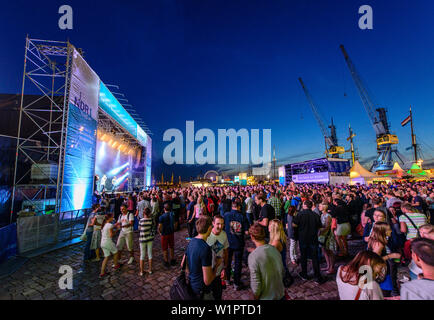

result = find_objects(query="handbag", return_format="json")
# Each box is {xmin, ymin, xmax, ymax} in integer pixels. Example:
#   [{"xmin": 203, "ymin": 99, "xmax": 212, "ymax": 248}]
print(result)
[
  {"xmin": 170, "ymin": 255, "xmax": 197, "ymax": 300},
  {"xmin": 355, "ymin": 223, "xmax": 364, "ymax": 236}
]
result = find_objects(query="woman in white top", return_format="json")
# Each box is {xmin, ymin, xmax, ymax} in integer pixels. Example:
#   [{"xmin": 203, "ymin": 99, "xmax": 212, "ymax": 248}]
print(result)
[
  {"xmin": 90, "ymin": 210, "xmax": 106, "ymax": 261},
  {"xmin": 100, "ymin": 213, "xmax": 121, "ymax": 278},
  {"xmin": 336, "ymin": 250, "xmax": 386, "ymax": 300}
]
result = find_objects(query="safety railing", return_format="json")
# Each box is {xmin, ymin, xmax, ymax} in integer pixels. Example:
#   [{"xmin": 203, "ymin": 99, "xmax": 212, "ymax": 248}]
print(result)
[{"xmin": 17, "ymin": 208, "xmax": 91, "ymax": 254}]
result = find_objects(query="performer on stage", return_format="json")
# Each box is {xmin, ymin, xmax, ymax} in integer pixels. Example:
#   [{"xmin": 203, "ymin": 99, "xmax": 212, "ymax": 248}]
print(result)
[
  {"xmin": 100, "ymin": 174, "xmax": 107, "ymax": 193},
  {"xmin": 111, "ymin": 176, "xmax": 118, "ymax": 192}
]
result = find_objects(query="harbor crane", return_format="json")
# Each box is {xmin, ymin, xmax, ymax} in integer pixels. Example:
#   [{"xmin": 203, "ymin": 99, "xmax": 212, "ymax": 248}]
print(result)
[
  {"xmin": 340, "ymin": 45, "xmax": 405, "ymax": 171},
  {"xmin": 298, "ymin": 77, "xmax": 345, "ymax": 158}
]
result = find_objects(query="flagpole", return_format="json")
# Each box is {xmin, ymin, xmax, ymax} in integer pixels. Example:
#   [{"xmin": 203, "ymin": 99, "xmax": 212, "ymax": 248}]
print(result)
[{"xmin": 410, "ymin": 106, "xmax": 418, "ymax": 163}]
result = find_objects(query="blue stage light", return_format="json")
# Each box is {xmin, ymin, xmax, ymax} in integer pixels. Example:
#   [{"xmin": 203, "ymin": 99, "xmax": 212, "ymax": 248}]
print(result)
[
  {"xmin": 113, "ymin": 171, "xmax": 129, "ymax": 186},
  {"xmin": 108, "ymin": 162, "xmax": 130, "ymax": 176},
  {"xmin": 98, "ymin": 141, "xmax": 106, "ymax": 159}
]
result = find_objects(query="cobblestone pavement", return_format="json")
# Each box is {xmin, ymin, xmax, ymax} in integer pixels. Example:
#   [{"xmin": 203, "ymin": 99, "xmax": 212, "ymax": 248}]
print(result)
[{"xmin": 0, "ymin": 226, "xmax": 409, "ymax": 300}]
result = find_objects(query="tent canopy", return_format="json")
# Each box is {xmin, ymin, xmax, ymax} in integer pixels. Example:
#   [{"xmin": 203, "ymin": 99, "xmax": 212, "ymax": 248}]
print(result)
[{"xmin": 350, "ymin": 161, "xmax": 376, "ymax": 179}]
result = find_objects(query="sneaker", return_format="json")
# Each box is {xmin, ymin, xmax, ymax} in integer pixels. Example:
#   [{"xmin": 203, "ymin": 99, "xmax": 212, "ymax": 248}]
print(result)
[
  {"xmin": 164, "ymin": 261, "xmax": 170, "ymax": 268},
  {"xmin": 128, "ymin": 257, "xmax": 134, "ymax": 265},
  {"xmin": 170, "ymin": 259, "xmax": 177, "ymax": 266},
  {"xmin": 148, "ymin": 270, "xmax": 153, "ymax": 275},
  {"xmin": 314, "ymin": 277, "xmax": 327, "ymax": 285},
  {"xmin": 298, "ymin": 272, "xmax": 309, "ymax": 281},
  {"xmin": 99, "ymin": 272, "xmax": 108, "ymax": 278},
  {"xmin": 138, "ymin": 272, "xmax": 144, "ymax": 276}
]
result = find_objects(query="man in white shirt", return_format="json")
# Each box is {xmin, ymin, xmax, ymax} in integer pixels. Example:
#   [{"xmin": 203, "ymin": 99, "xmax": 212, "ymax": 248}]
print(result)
[
  {"xmin": 136, "ymin": 194, "xmax": 151, "ymax": 220},
  {"xmin": 116, "ymin": 204, "xmax": 135, "ymax": 264},
  {"xmin": 245, "ymin": 192, "xmax": 254, "ymax": 225},
  {"xmin": 206, "ymin": 215, "xmax": 229, "ymax": 300},
  {"xmin": 401, "ymin": 238, "xmax": 434, "ymax": 300}
]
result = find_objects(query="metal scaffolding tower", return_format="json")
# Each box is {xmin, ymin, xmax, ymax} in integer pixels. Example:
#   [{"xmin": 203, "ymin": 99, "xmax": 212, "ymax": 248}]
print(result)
[{"xmin": 11, "ymin": 37, "xmax": 74, "ymax": 221}]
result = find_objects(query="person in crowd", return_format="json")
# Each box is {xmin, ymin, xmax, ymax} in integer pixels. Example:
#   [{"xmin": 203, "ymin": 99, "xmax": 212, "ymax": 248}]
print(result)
[
  {"xmin": 400, "ymin": 202, "xmax": 428, "ymax": 261},
  {"xmin": 113, "ymin": 193, "xmax": 124, "ymax": 221},
  {"xmin": 186, "ymin": 194, "xmax": 197, "ymax": 240},
  {"xmin": 150, "ymin": 196, "xmax": 160, "ymax": 234},
  {"xmin": 136, "ymin": 193, "xmax": 150, "ymax": 220},
  {"xmin": 367, "ymin": 222, "xmax": 401, "ymax": 296},
  {"xmin": 255, "ymin": 193, "xmax": 275, "ymax": 239},
  {"xmin": 400, "ymin": 238, "xmax": 434, "ymax": 300},
  {"xmin": 269, "ymin": 219, "xmax": 293, "ymax": 286},
  {"xmin": 407, "ymin": 224, "xmax": 434, "ymax": 280},
  {"xmin": 83, "ymin": 204, "xmax": 99, "ymax": 262},
  {"xmin": 400, "ymin": 203, "xmax": 428, "ymax": 240},
  {"xmin": 158, "ymin": 203, "xmax": 176, "ymax": 268},
  {"xmin": 182, "ymin": 216, "xmax": 222, "ymax": 300},
  {"xmin": 245, "ymin": 192, "xmax": 255, "ymax": 226},
  {"xmin": 138, "ymin": 207, "xmax": 154, "ymax": 276},
  {"xmin": 115, "ymin": 204, "xmax": 135, "ymax": 265},
  {"xmin": 172, "ymin": 192, "xmax": 181, "ymax": 231},
  {"xmin": 331, "ymin": 198, "xmax": 351, "ymax": 257},
  {"xmin": 292, "ymin": 200, "xmax": 325, "ymax": 284},
  {"xmin": 100, "ymin": 213, "xmax": 121, "ymax": 277},
  {"xmin": 248, "ymin": 223, "xmax": 285, "ymax": 300},
  {"xmin": 268, "ymin": 191, "xmax": 281, "ymax": 221},
  {"xmin": 224, "ymin": 198, "xmax": 249, "ymax": 290},
  {"xmin": 336, "ymin": 250, "xmax": 387, "ymax": 300},
  {"xmin": 206, "ymin": 215, "xmax": 229, "ymax": 300},
  {"xmin": 318, "ymin": 202, "xmax": 337, "ymax": 274},
  {"xmin": 286, "ymin": 206, "xmax": 299, "ymax": 265},
  {"xmin": 90, "ymin": 206, "xmax": 106, "ymax": 262}
]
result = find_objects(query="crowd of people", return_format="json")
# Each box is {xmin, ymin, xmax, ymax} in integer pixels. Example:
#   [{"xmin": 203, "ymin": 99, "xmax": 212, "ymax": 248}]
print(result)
[{"xmin": 82, "ymin": 181, "xmax": 434, "ymax": 300}]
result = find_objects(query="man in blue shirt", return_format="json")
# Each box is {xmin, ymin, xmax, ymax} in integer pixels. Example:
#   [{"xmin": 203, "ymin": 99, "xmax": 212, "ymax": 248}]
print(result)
[
  {"xmin": 158, "ymin": 203, "xmax": 176, "ymax": 268},
  {"xmin": 183, "ymin": 215, "xmax": 222, "ymax": 300},
  {"xmin": 224, "ymin": 198, "xmax": 249, "ymax": 290}
]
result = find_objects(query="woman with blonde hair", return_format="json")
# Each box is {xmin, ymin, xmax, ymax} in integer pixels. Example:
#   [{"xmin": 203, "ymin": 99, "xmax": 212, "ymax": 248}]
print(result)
[
  {"xmin": 336, "ymin": 250, "xmax": 386, "ymax": 300},
  {"xmin": 269, "ymin": 219, "xmax": 293, "ymax": 286},
  {"xmin": 194, "ymin": 195, "xmax": 207, "ymax": 218}
]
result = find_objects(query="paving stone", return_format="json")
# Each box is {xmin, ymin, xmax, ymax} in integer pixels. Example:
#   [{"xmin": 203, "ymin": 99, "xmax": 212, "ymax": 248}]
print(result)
[{"xmin": 0, "ymin": 228, "xmax": 402, "ymax": 300}]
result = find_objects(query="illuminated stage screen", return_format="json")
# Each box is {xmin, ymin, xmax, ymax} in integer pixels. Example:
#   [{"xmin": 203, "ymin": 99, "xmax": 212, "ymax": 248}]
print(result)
[{"xmin": 95, "ymin": 139, "xmax": 131, "ymax": 192}]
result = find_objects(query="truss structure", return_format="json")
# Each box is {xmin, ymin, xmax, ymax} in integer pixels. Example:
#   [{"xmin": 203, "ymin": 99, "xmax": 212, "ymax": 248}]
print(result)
[{"xmin": 11, "ymin": 37, "xmax": 73, "ymax": 221}]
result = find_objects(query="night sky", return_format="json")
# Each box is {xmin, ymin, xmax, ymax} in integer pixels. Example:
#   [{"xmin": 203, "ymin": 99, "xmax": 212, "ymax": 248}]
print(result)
[{"xmin": 1, "ymin": 0, "xmax": 434, "ymax": 180}]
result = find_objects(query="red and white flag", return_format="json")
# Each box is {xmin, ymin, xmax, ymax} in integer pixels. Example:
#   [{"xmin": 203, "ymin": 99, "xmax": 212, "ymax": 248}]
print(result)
[{"xmin": 401, "ymin": 114, "xmax": 411, "ymax": 127}]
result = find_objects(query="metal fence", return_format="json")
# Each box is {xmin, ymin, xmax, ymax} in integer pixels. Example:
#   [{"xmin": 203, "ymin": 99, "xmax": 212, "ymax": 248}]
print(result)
[{"xmin": 17, "ymin": 208, "xmax": 91, "ymax": 254}]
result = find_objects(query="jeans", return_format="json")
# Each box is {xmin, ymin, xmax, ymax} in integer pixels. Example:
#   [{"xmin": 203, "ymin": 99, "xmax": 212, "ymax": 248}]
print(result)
[
  {"xmin": 211, "ymin": 276, "xmax": 223, "ymax": 300},
  {"xmin": 83, "ymin": 230, "xmax": 94, "ymax": 261},
  {"xmin": 226, "ymin": 247, "xmax": 244, "ymax": 286},
  {"xmin": 289, "ymin": 239, "xmax": 298, "ymax": 262},
  {"xmin": 187, "ymin": 218, "xmax": 196, "ymax": 238},
  {"xmin": 299, "ymin": 242, "xmax": 321, "ymax": 279},
  {"xmin": 246, "ymin": 212, "xmax": 253, "ymax": 226}
]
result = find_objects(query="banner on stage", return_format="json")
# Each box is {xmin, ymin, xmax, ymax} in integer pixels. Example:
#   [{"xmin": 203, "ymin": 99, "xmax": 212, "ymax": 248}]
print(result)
[{"xmin": 61, "ymin": 48, "xmax": 100, "ymax": 212}]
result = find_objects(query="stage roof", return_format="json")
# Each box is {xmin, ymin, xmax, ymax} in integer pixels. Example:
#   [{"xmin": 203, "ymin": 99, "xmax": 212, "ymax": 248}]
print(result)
[{"xmin": 99, "ymin": 82, "xmax": 148, "ymax": 147}]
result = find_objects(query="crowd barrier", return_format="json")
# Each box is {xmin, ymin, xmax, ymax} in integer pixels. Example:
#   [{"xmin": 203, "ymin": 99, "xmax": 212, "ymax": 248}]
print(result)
[{"xmin": 17, "ymin": 209, "xmax": 91, "ymax": 254}]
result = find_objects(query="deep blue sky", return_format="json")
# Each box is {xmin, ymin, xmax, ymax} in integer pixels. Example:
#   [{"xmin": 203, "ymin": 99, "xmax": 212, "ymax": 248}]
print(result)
[{"xmin": 1, "ymin": 0, "xmax": 434, "ymax": 179}]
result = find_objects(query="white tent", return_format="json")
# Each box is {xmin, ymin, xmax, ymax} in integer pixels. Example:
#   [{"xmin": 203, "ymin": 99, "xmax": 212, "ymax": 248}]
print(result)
[{"xmin": 350, "ymin": 161, "xmax": 377, "ymax": 185}]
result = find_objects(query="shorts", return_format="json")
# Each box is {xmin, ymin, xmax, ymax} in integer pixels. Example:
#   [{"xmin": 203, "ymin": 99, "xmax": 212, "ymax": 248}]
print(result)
[
  {"xmin": 101, "ymin": 240, "xmax": 118, "ymax": 258},
  {"xmin": 161, "ymin": 234, "xmax": 174, "ymax": 251},
  {"xmin": 117, "ymin": 232, "xmax": 133, "ymax": 251},
  {"xmin": 139, "ymin": 241, "xmax": 153, "ymax": 260},
  {"xmin": 336, "ymin": 222, "xmax": 351, "ymax": 236}
]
